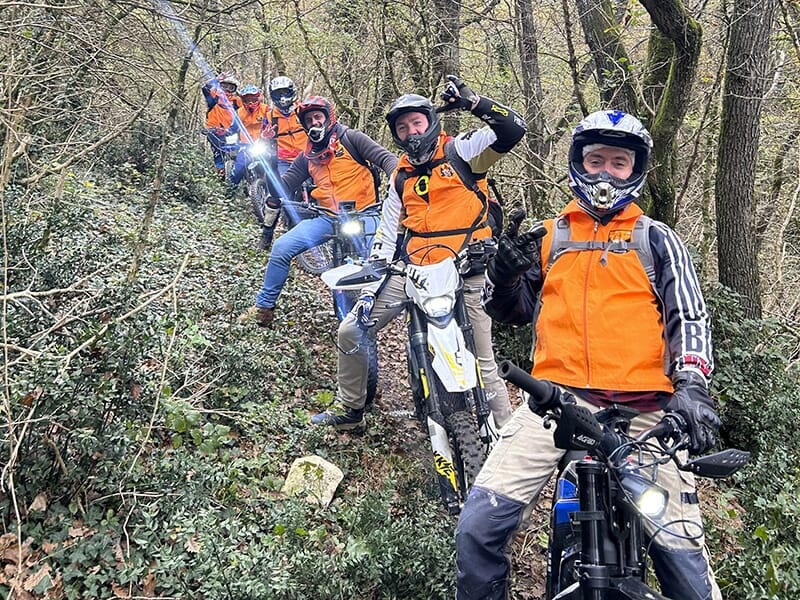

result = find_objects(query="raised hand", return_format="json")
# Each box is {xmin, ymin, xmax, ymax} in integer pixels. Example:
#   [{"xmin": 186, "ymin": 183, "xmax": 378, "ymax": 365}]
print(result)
[{"xmin": 438, "ymin": 75, "xmax": 479, "ymax": 112}]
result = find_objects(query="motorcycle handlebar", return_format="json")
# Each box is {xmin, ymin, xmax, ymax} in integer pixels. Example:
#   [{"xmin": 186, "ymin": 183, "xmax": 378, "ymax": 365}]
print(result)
[
  {"xmin": 281, "ymin": 199, "xmax": 381, "ymax": 219},
  {"xmin": 498, "ymin": 360, "xmax": 689, "ymax": 449},
  {"xmin": 497, "ymin": 360, "xmax": 562, "ymax": 415}
]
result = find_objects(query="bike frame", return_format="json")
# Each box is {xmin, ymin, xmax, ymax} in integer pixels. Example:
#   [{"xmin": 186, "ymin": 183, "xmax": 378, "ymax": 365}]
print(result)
[
  {"xmin": 497, "ymin": 360, "xmax": 750, "ymax": 600},
  {"xmin": 321, "ymin": 244, "xmax": 497, "ymax": 514}
]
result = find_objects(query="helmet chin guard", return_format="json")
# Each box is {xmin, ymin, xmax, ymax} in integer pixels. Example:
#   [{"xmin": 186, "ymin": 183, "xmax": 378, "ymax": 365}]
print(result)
[
  {"xmin": 386, "ymin": 94, "xmax": 441, "ymax": 164},
  {"xmin": 296, "ymin": 96, "xmax": 336, "ymax": 146},
  {"xmin": 567, "ymin": 110, "xmax": 653, "ymax": 217},
  {"xmin": 269, "ymin": 76, "xmax": 297, "ymax": 114}
]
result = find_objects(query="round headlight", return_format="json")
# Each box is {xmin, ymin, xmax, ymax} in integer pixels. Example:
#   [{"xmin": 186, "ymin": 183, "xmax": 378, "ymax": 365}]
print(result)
[
  {"xmin": 423, "ymin": 295, "xmax": 454, "ymax": 318},
  {"xmin": 341, "ymin": 220, "xmax": 363, "ymax": 236},
  {"xmin": 250, "ymin": 140, "xmax": 267, "ymax": 157}
]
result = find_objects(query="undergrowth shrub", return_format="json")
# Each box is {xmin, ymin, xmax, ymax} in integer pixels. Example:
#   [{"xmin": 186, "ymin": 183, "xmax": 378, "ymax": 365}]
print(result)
[
  {"xmin": 3, "ymin": 157, "xmax": 464, "ymax": 599},
  {"xmin": 706, "ymin": 285, "xmax": 800, "ymax": 599}
]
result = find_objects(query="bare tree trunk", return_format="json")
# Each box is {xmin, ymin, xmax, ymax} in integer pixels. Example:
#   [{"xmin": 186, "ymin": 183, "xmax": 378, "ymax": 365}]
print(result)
[
  {"xmin": 574, "ymin": 0, "xmax": 638, "ymax": 112},
  {"xmin": 715, "ymin": 0, "xmax": 778, "ymax": 319},
  {"xmin": 431, "ymin": 0, "xmax": 461, "ymax": 135},
  {"xmin": 516, "ymin": 0, "xmax": 546, "ymax": 213}
]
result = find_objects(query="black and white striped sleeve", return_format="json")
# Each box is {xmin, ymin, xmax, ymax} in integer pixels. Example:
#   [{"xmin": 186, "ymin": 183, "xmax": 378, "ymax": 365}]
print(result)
[{"xmin": 650, "ymin": 222, "xmax": 714, "ymax": 384}]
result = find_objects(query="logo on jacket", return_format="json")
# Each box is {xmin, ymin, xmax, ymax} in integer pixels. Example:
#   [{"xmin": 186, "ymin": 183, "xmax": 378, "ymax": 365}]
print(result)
[
  {"xmin": 414, "ymin": 175, "xmax": 430, "ymax": 197},
  {"xmin": 609, "ymin": 229, "xmax": 633, "ymax": 243},
  {"xmin": 440, "ymin": 164, "xmax": 454, "ymax": 178}
]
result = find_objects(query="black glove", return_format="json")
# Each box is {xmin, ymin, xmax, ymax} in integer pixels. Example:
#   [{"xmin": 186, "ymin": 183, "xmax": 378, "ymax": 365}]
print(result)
[
  {"xmin": 487, "ymin": 208, "xmax": 545, "ymax": 285},
  {"xmin": 666, "ymin": 371, "xmax": 721, "ymax": 455},
  {"xmin": 439, "ymin": 75, "xmax": 479, "ymax": 112}
]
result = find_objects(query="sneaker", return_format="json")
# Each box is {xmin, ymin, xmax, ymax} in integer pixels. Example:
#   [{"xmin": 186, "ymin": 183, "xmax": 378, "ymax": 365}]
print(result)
[
  {"xmin": 237, "ymin": 306, "xmax": 274, "ymax": 327},
  {"xmin": 310, "ymin": 404, "xmax": 366, "ymax": 432}
]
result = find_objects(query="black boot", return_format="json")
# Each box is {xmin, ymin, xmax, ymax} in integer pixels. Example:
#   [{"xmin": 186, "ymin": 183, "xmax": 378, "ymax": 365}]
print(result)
[{"xmin": 259, "ymin": 226, "xmax": 275, "ymax": 251}]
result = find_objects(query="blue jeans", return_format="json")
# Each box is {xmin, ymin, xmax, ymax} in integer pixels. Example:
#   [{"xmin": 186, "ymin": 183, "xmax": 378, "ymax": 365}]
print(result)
[{"xmin": 255, "ymin": 215, "xmax": 335, "ymax": 309}]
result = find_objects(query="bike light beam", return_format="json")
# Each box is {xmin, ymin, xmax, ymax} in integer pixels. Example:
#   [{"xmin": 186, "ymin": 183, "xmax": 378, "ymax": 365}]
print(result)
[{"xmin": 153, "ymin": 0, "xmax": 288, "ymax": 199}]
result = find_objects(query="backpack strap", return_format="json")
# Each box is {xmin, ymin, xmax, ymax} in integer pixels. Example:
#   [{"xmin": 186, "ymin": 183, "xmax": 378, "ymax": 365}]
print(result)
[
  {"xmin": 532, "ymin": 213, "xmax": 657, "ymax": 364},
  {"xmin": 395, "ymin": 140, "xmax": 490, "ymax": 249},
  {"xmin": 546, "ymin": 214, "xmax": 656, "ymax": 287},
  {"xmin": 339, "ymin": 128, "xmax": 382, "ymax": 197}
]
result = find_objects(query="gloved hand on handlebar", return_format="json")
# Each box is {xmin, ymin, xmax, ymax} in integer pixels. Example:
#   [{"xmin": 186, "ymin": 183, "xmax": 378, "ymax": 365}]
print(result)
[
  {"xmin": 352, "ymin": 292, "xmax": 376, "ymax": 330},
  {"xmin": 666, "ymin": 371, "xmax": 721, "ymax": 455},
  {"xmin": 487, "ymin": 208, "xmax": 546, "ymax": 286},
  {"xmin": 439, "ymin": 75, "xmax": 480, "ymax": 112}
]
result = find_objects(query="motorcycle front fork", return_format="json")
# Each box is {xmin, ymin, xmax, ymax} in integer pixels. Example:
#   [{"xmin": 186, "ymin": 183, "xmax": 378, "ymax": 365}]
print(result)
[{"xmin": 452, "ymin": 290, "xmax": 493, "ymax": 443}]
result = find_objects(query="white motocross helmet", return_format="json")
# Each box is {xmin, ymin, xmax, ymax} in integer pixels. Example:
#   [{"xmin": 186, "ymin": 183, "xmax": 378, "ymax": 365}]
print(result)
[{"xmin": 568, "ymin": 110, "xmax": 653, "ymax": 218}]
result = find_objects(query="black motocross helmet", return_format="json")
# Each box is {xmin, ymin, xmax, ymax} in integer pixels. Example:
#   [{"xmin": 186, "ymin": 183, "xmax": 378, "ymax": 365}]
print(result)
[{"xmin": 385, "ymin": 94, "xmax": 441, "ymax": 165}]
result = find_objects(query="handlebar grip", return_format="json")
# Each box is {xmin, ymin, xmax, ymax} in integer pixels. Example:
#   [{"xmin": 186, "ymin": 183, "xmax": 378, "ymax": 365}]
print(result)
[{"xmin": 497, "ymin": 360, "xmax": 561, "ymax": 415}]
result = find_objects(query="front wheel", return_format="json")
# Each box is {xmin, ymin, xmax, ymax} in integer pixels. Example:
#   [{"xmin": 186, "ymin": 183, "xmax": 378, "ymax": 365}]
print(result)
[
  {"xmin": 250, "ymin": 180, "xmax": 269, "ymax": 224},
  {"xmin": 296, "ymin": 240, "xmax": 334, "ymax": 274},
  {"xmin": 446, "ymin": 410, "xmax": 486, "ymax": 498}
]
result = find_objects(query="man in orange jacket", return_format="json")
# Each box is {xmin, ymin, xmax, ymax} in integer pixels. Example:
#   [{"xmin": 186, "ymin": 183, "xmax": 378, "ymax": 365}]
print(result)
[
  {"xmin": 201, "ymin": 72, "xmax": 240, "ymax": 178},
  {"xmin": 310, "ymin": 76, "xmax": 522, "ymax": 433},
  {"xmin": 263, "ymin": 76, "xmax": 307, "ymax": 177},
  {"xmin": 247, "ymin": 96, "xmax": 397, "ymax": 327},
  {"xmin": 455, "ymin": 110, "xmax": 723, "ymax": 600},
  {"xmin": 227, "ymin": 84, "xmax": 271, "ymax": 191}
]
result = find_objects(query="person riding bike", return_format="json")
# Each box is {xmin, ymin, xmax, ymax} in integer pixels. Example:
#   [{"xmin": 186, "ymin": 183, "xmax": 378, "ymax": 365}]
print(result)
[
  {"xmin": 263, "ymin": 76, "xmax": 308, "ymax": 177},
  {"xmin": 310, "ymin": 76, "xmax": 521, "ymax": 433},
  {"xmin": 244, "ymin": 95, "xmax": 397, "ymax": 327},
  {"xmin": 227, "ymin": 84, "xmax": 272, "ymax": 193},
  {"xmin": 455, "ymin": 110, "xmax": 723, "ymax": 600},
  {"xmin": 201, "ymin": 72, "xmax": 240, "ymax": 178}
]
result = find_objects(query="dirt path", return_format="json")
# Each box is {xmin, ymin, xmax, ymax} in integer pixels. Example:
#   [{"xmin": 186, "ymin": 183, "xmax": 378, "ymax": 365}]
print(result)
[{"xmin": 302, "ymin": 267, "xmax": 547, "ymax": 598}]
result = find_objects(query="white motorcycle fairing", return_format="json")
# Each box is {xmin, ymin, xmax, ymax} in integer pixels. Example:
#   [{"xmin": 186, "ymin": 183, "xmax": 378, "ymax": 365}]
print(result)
[{"xmin": 405, "ymin": 259, "xmax": 477, "ymax": 393}]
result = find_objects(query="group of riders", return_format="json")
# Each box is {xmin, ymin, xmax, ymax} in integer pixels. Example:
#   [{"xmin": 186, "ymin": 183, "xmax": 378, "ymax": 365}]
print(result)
[{"xmin": 201, "ymin": 71, "xmax": 725, "ymax": 600}]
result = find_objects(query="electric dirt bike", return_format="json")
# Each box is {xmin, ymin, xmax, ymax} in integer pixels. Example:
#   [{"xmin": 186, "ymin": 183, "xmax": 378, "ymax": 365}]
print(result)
[
  {"xmin": 280, "ymin": 198, "xmax": 381, "ymax": 407},
  {"xmin": 324, "ymin": 240, "xmax": 499, "ymax": 514},
  {"xmin": 498, "ymin": 360, "xmax": 750, "ymax": 600}
]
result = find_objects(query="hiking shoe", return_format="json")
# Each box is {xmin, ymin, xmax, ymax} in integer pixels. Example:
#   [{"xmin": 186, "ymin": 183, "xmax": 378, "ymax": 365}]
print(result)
[
  {"xmin": 237, "ymin": 306, "xmax": 275, "ymax": 327},
  {"xmin": 255, "ymin": 307, "xmax": 274, "ymax": 327},
  {"xmin": 310, "ymin": 405, "xmax": 366, "ymax": 432}
]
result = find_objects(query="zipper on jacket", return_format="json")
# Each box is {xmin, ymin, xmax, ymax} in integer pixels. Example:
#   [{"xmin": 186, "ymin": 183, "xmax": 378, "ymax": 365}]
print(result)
[{"xmin": 583, "ymin": 220, "xmax": 599, "ymax": 387}]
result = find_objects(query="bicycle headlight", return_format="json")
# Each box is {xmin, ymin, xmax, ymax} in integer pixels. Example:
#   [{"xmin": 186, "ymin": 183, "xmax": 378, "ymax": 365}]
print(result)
[
  {"xmin": 620, "ymin": 472, "xmax": 668, "ymax": 519},
  {"xmin": 250, "ymin": 140, "xmax": 268, "ymax": 157},
  {"xmin": 340, "ymin": 220, "xmax": 363, "ymax": 236},
  {"xmin": 423, "ymin": 295, "xmax": 454, "ymax": 318}
]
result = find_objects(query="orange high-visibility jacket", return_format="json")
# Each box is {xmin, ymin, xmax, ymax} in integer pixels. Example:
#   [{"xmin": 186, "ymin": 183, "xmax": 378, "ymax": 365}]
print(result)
[
  {"xmin": 266, "ymin": 107, "xmax": 307, "ymax": 162},
  {"xmin": 396, "ymin": 133, "xmax": 491, "ymax": 265},
  {"xmin": 483, "ymin": 200, "xmax": 714, "ymax": 392}
]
